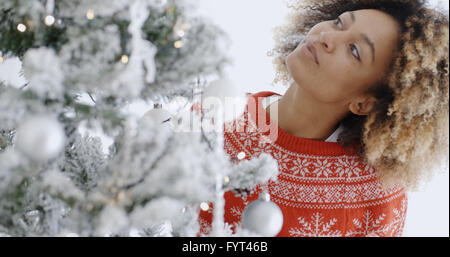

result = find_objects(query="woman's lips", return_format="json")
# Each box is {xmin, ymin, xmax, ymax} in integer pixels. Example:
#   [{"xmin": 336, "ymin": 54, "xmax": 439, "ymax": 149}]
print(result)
[{"xmin": 301, "ymin": 42, "xmax": 319, "ymax": 65}]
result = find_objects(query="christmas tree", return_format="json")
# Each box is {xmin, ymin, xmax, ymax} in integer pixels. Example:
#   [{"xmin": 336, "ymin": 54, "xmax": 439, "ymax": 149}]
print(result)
[{"xmin": 0, "ymin": 0, "xmax": 279, "ymax": 237}]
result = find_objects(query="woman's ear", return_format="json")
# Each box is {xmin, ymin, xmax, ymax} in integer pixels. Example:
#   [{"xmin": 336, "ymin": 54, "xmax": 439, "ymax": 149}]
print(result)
[{"xmin": 348, "ymin": 95, "xmax": 378, "ymax": 116}]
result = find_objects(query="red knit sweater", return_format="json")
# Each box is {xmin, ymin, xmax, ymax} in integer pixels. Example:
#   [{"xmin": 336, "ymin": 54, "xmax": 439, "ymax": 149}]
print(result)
[{"xmin": 197, "ymin": 91, "xmax": 407, "ymax": 237}]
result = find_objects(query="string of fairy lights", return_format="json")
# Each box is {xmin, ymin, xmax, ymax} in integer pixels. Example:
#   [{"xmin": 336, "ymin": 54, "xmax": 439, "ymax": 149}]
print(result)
[{"xmin": 1, "ymin": 2, "xmax": 189, "ymax": 65}]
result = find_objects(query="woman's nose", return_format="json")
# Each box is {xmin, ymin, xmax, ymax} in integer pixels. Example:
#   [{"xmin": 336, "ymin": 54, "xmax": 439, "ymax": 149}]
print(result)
[{"xmin": 319, "ymin": 31, "xmax": 338, "ymax": 53}]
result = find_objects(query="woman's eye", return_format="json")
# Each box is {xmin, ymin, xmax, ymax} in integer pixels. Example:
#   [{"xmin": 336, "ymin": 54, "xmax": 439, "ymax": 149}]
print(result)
[
  {"xmin": 333, "ymin": 17, "xmax": 343, "ymax": 28},
  {"xmin": 350, "ymin": 44, "xmax": 361, "ymax": 61},
  {"xmin": 332, "ymin": 17, "xmax": 360, "ymax": 61}
]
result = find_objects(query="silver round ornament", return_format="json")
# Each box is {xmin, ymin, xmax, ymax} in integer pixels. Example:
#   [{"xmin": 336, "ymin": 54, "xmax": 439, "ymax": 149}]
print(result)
[
  {"xmin": 142, "ymin": 106, "xmax": 171, "ymax": 125},
  {"xmin": 202, "ymin": 78, "xmax": 247, "ymax": 123},
  {"xmin": 15, "ymin": 115, "xmax": 65, "ymax": 162},
  {"xmin": 241, "ymin": 191, "xmax": 283, "ymax": 237}
]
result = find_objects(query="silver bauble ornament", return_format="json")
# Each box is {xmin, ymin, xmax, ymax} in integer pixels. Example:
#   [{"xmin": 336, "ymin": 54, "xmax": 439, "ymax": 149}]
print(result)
[
  {"xmin": 202, "ymin": 78, "xmax": 247, "ymax": 123},
  {"xmin": 15, "ymin": 115, "xmax": 65, "ymax": 162},
  {"xmin": 142, "ymin": 104, "xmax": 172, "ymax": 125},
  {"xmin": 241, "ymin": 191, "xmax": 283, "ymax": 237}
]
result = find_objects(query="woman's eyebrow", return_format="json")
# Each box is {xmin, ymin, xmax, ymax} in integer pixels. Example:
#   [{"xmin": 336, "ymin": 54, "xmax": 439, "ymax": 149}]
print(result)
[{"xmin": 346, "ymin": 11, "xmax": 376, "ymax": 63}]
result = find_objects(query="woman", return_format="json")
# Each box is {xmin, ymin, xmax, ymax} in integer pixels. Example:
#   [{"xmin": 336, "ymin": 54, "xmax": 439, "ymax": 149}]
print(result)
[{"xmin": 198, "ymin": 0, "xmax": 449, "ymax": 237}]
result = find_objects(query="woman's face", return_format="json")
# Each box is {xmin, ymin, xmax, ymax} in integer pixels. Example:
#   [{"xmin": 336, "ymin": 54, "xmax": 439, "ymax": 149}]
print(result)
[{"xmin": 286, "ymin": 9, "xmax": 400, "ymax": 105}]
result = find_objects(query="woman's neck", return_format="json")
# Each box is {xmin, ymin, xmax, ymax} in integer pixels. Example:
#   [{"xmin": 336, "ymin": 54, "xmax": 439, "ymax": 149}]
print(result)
[{"xmin": 267, "ymin": 82, "xmax": 347, "ymax": 141}]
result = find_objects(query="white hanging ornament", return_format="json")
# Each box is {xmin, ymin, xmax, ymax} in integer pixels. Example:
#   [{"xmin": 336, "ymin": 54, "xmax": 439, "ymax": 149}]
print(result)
[
  {"xmin": 142, "ymin": 104, "xmax": 172, "ymax": 126},
  {"xmin": 241, "ymin": 190, "xmax": 283, "ymax": 237},
  {"xmin": 15, "ymin": 115, "xmax": 65, "ymax": 162},
  {"xmin": 202, "ymin": 78, "xmax": 247, "ymax": 123}
]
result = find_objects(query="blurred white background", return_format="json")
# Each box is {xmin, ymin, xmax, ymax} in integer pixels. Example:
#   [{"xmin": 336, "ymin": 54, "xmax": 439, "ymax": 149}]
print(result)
[{"xmin": 0, "ymin": 0, "xmax": 448, "ymax": 237}]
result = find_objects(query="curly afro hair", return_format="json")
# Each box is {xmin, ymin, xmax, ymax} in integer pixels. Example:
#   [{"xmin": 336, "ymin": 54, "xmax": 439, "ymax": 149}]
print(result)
[{"xmin": 268, "ymin": 0, "xmax": 449, "ymax": 191}]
